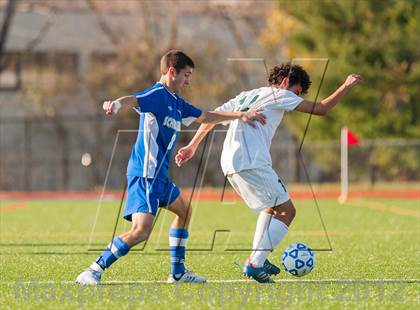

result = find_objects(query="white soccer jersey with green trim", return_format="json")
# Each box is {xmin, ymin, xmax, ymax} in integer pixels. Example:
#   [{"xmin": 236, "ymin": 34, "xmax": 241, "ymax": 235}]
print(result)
[{"xmin": 215, "ymin": 87, "xmax": 304, "ymax": 175}]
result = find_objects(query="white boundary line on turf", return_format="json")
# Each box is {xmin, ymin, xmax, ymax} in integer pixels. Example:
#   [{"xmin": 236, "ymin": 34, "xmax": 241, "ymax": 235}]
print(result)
[{"xmin": 2, "ymin": 279, "xmax": 419, "ymax": 285}]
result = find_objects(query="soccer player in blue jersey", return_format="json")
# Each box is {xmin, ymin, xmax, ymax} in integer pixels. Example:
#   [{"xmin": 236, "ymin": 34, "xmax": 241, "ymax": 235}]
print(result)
[{"xmin": 75, "ymin": 50, "xmax": 266, "ymax": 284}]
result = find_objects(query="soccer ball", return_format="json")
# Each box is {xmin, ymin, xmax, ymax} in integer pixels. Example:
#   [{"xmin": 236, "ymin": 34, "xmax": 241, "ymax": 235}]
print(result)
[{"xmin": 282, "ymin": 242, "xmax": 315, "ymax": 277}]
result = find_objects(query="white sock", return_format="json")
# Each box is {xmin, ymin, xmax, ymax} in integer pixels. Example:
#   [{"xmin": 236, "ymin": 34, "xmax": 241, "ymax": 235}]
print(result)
[
  {"xmin": 249, "ymin": 212, "xmax": 288, "ymax": 267},
  {"xmin": 89, "ymin": 262, "xmax": 104, "ymax": 274},
  {"xmin": 251, "ymin": 212, "xmax": 272, "ymax": 253}
]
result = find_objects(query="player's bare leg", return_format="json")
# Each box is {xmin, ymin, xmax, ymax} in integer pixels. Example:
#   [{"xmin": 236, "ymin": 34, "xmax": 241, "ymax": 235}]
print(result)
[
  {"xmin": 120, "ymin": 212, "xmax": 154, "ymax": 247},
  {"xmin": 166, "ymin": 195, "xmax": 206, "ymax": 283},
  {"xmin": 76, "ymin": 213, "xmax": 153, "ymax": 285},
  {"xmin": 269, "ymin": 199, "xmax": 296, "ymax": 226},
  {"xmin": 167, "ymin": 194, "xmax": 192, "ymax": 229}
]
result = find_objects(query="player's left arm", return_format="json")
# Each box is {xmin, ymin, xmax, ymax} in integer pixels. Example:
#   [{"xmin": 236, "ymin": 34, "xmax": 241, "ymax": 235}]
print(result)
[
  {"xmin": 195, "ymin": 109, "xmax": 266, "ymax": 127},
  {"xmin": 295, "ymin": 74, "xmax": 362, "ymax": 115},
  {"xmin": 179, "ymin": 97, "xmax": 266, "ymax": 127}
]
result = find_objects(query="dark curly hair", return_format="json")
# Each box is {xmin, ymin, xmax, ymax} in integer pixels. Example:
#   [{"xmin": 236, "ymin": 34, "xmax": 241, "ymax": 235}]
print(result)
[{"xmin": 268, "ymin": 63, "xmax": 311, "ymax": 94}]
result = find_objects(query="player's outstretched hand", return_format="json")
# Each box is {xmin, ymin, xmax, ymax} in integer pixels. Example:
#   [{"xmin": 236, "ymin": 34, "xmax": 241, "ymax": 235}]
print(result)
[
  {"xmin": 103, "ymin": 100, "xmax": 121, "ymax": 115},
  {"xmin": 103, "ymin": 101, "xmax": 114, "ymax": 115},
  {"xmin": 175, "ymin": 146, "xmax": 196, "ymax": 167},
  {"xmin": 241, "ymin": 108, "xmax": 266, "ymax": 128},
  {"xmin": 344, "ymin": 74, "xmax": 362, "ymax": 88}
]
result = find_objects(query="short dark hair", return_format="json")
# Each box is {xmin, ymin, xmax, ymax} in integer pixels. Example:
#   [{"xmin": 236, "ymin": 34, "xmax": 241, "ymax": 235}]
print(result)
[
  {"xmin": 268, "ymin": 63, "xmax": 311, "ymax": 94},
  {"xmin": 160, "ymin": 50, "xmax": 194, "ymax": 74}
]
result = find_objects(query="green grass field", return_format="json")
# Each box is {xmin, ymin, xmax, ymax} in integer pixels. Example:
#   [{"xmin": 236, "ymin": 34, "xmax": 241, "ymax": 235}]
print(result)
[{"xmin": 0, "ymin": 196, "xmax": 419, "ymax": 309}]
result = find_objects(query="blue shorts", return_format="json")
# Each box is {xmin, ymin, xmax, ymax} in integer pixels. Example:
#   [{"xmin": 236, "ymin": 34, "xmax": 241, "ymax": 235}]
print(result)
[{"xmin": 124, "ymin": 176, "xmax": 181, "ymax": 221}]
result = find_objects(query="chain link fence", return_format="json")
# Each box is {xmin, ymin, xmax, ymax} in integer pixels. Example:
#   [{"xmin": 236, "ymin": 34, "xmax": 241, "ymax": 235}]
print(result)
[{"xmin": 1, "ymin": 116, "xmax": 419, "ymax": 191}]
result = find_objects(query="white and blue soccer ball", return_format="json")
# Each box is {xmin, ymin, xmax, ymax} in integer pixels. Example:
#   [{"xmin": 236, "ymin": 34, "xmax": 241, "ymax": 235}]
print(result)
[{"xmin": 282, "ymin": 242, "xmax": 315, "ymax": 277}]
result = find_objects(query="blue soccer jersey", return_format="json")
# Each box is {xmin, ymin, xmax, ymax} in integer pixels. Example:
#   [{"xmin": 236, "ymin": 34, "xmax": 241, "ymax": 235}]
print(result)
[{"xmin": 127, "ymin": 82, "xmax": 202, "ymax": 180}]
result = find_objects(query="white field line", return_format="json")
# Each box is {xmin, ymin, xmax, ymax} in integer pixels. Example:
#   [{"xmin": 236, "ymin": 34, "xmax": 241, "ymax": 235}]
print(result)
[{"xmin": 1, "ymin": 279, "xmax": 419, "ymax": 285}]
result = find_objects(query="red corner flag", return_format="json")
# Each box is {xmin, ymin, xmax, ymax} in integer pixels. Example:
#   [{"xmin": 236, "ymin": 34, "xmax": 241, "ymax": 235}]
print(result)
[{"xmin": 347, "ymin": 129, "xmax": 359, "ymax": 146}]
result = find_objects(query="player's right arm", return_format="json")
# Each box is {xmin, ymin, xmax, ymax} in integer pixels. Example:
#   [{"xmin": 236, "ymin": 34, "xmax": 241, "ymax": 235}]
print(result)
[
  {"xmin": 295, "ymin": 74, "xmax": 362, "ymax": 115},
  {"xmin": 175, "ymin": 95, "xmax": 240, "ymax": 166},
  {"xmin": 175, "ymin": 94, "xmax": 266, "ymax": 166},
  {"xmin": 103, "ymin": 96, "xmax": 137, "ymax": 115},
  {"xmin": 175, "ymin": 122, "xmax": 214, "ymax": 167}
]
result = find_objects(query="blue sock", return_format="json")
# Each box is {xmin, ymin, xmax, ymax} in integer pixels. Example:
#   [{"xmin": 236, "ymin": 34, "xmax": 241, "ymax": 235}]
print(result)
[
  {"xmin": 169, "ymin": 228, "xmax": 189, "ymax": 275},
  {"xmin": 95, "ymin": 236, "xmax": 130, "ymax": 270}
]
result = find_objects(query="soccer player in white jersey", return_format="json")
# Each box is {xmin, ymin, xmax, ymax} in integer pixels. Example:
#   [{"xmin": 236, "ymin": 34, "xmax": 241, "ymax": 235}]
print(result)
[
  {"xmin": 75, "ymin": 50, "xmax": 266, "ymax": 285},
  {"xmin": 175, "ymin": 63, "xmax": 362, "ymax": 283}
]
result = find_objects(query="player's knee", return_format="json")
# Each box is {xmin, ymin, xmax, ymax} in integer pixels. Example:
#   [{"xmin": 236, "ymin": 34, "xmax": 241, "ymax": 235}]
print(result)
[
  {"xmin": 177, "ymin": 204, "xmax": 192, "ymax": 221},
  {"xmin": 283, "ymin": 201, "xmax": 296, "ymax": 220},
  {"xmin": 289, "ymin": 203, "xmax": 296, "ymax": 220},
  {"xmin": 185, "ymin": 204, "xmax": 192, "ymax": 220},
  {"xmin": 129, "ymin": 226, "xmax": 151, "ymax": 243},
  {"xmin": 274, "ymin": 200, "xmax": 296, "ymax": 220}
]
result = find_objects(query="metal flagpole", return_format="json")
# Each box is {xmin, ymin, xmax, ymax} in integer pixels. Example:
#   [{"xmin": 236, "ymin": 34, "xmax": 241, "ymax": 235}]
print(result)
[{"xmin": 338, "ymin": 127, "xmax": 348, "ymax": 204}]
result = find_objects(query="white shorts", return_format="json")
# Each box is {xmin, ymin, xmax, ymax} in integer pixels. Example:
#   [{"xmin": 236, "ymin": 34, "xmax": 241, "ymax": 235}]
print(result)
[{"xmin": 227, "ymin": 166, "xmax": 290, "ymax": 212}]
